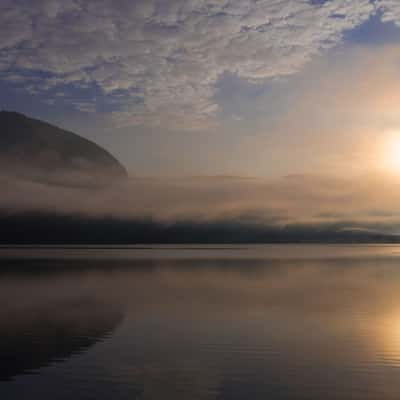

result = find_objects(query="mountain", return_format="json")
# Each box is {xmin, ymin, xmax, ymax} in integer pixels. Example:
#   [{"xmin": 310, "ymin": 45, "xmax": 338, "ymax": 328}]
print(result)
[{"xmin": 0, "ymin": 111, "xmax": 127, "ymax": 186}]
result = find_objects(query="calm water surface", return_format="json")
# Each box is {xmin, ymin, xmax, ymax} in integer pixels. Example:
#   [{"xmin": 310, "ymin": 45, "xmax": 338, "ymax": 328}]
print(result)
[{"xmin": 2, "ymin": 245, "xmax": 400, "ymax": 399}]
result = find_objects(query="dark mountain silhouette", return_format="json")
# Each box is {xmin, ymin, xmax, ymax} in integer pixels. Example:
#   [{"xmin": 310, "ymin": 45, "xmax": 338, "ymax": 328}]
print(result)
[
  {"xmin": 0, "ymin": 111, "xmax": 127, "ymax": 186},
  {"xmin": 0, "ymin": 211, "xmax": 399, "ymax": 244}
]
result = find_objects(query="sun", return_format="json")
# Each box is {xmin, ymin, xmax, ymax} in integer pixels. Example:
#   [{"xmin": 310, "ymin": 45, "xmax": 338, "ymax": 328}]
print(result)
[{"xmin": 383, "ymin": 133, "xmax": 400, "ymax": 173}]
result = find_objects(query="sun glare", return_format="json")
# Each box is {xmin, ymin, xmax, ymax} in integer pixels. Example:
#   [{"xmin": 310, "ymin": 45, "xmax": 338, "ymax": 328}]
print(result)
[{"xmin": 384, "ymin": 133, "xmax": 400, "ymax": 173}]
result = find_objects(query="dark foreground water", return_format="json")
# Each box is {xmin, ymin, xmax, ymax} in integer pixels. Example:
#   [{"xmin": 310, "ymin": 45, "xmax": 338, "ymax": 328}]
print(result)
[{"xmin": 3, "ymin": 245, "xmax": 400, "ymax": 399}]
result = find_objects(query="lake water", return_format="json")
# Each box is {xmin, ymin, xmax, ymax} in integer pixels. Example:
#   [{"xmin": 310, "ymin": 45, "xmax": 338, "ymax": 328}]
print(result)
[{"xmin": 3, "ymin": 245, "xmax": 400, "ymax": 399}]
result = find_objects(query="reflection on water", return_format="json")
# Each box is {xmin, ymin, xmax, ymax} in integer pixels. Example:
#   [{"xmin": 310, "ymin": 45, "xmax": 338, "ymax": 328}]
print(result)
[
  {"xmin": 0, "ymin": 297, "xmax": 123, "ymax": 381},
  {"xmin": 2, "ymin": 245, "xmax": 400, "ymax": 399}
]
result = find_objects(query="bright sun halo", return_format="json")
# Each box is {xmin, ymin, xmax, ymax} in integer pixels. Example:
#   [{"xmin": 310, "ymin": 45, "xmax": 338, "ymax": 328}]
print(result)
[{"xmin": 384, "ymin": 133, "xmax": 400, "ymax": 173}]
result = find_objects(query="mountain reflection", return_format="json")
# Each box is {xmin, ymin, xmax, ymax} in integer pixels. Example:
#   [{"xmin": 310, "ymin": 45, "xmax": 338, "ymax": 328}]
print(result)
[{"xmin": 0, "ymin": 296, "xmax": 123, "ymax": 381}]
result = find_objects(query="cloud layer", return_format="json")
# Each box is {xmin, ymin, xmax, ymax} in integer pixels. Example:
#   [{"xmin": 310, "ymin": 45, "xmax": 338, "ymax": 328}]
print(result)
[{"xmin": 2, "ymin": 0, "xmax": 394, "ymax": 129}]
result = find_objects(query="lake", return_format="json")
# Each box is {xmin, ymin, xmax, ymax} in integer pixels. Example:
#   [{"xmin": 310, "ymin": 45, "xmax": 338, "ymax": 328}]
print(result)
[{"xmin": 2, "ymin": 245, "xmax": 400, "ymax": 399}]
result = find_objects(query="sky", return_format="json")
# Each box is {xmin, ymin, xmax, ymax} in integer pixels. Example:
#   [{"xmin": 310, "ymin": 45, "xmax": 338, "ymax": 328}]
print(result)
[
  {"xmin": 2, "ymin": 0, "xmax": 400, "ymax": 177},
  {"xmin": 3, "ymin": 0, "xmax": 400, "ymax": 235}
]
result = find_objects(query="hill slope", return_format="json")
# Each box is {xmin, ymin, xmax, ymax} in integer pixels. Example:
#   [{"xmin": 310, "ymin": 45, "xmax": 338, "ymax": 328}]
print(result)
[{"xmin": 0, "ymin": 111, "xmax": 127, "ymax": 185}]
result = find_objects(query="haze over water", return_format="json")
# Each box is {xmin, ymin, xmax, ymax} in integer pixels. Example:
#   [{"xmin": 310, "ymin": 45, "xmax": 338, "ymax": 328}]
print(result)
[{"xmin": 2, "ymin": 245, "xmax": 400, "ymax": 399}]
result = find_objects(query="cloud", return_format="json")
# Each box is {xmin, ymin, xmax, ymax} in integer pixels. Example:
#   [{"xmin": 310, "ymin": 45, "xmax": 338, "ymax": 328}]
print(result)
[
  {"xmin": 70, "ymin": 101, "xmax": 97, "ymax": 113},
  {"xmin": 0, "ymin": 0, "xmax": 386, "ymax": 129},
  {"xmin": 376, "ymin": 1, "xmax": 400, "ymax": 25}
]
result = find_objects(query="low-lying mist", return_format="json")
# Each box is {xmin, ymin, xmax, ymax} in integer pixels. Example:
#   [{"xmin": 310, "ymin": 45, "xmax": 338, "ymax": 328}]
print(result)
[{"xmin": 2, "ymin": 168, "xmax": 400, "ymax": 242}]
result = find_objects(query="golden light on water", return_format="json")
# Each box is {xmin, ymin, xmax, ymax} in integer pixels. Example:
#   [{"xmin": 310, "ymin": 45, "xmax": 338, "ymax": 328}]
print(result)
[{"xmin": 376, "ymin": 314, "xmax": 400, "ymax": 367}]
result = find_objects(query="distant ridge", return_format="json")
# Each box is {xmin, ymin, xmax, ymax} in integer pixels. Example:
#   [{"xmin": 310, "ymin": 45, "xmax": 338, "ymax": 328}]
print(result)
[
  {"xmin": 0, "ymin": 212, "xmax": 399, "ymax": 244},
  {"xmin": 0, "ymin": 111, "xmax": 127, "ymax": 185}
]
